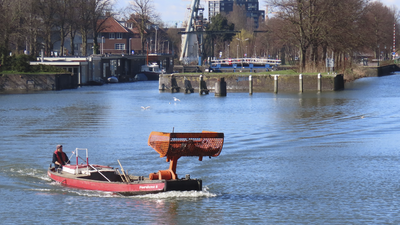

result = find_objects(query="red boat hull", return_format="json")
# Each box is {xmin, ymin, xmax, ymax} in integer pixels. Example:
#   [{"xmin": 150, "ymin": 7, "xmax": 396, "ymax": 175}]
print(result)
[{"xmin": 48, "ymin": 169, "xmax": 166, "ymax": 195}]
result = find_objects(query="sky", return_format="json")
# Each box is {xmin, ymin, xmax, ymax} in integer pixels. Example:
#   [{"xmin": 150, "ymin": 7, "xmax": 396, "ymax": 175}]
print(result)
[{"xmin": 115, "ymin": 0, "xmax": 400, "ymax": 28}]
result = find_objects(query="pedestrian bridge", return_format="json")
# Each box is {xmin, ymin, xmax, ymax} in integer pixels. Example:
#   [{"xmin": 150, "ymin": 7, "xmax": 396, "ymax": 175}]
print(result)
[{"xmin": 210, "ymin": 58, "xmax": 281, "ymax": 72}]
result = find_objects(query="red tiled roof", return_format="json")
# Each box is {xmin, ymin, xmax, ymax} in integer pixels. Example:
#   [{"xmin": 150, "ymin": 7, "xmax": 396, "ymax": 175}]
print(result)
[
  {"xmin": 98, "ymin": 17, "xmax": 129, "ymax": 33},
  {"xmin": 128, "ymin": 26, "xmax": 147, "ymax": 34}
]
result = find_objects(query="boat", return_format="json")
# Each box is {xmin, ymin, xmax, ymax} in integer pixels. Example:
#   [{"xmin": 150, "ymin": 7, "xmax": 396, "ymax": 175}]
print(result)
[
  {"xmin": 139, "ymin": 63, "xmax": 164, "ymax": 80},
  {"xmin": 48, "ymin": 131, "xmax": 224, "ymax": 196},
  {"xmin": 85, "ymin": 78, "xmax": 104, "ymax": 86},
  {"xmin": 107, "ymin": 76, "xmax": 118, "ymax": 83}
]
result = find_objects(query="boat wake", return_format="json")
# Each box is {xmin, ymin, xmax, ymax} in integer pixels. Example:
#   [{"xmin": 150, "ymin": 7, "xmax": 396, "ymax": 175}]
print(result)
[
  {"xmin": 131, "ymin": 186, "xmax": 217, "ymax": 199},
  {"xmin": 9, "ymin": 167, "xmax": 51, "ymax": 182}
]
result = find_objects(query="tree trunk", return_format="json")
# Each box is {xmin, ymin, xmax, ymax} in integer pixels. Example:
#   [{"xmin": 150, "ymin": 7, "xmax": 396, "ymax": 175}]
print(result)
[
  {"xmin": 70, "ymin": 25, "xmax": 76, "ymax": 56},
  {"xmin": 60, "ymin": 27, "xmax": 65, "ymax": 56}
]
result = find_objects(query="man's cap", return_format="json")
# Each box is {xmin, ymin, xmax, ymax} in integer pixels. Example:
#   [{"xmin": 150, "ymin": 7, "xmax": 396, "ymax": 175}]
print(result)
[{"xmin": 56, "ymin": 145, "xmax": 63, "ymax": 149}]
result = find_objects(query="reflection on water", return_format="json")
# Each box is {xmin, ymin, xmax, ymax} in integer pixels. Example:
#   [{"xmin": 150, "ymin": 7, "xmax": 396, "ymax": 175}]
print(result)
[{"xmin": 1, "ymin": 76, "xmax": 400, "ymax": 223}]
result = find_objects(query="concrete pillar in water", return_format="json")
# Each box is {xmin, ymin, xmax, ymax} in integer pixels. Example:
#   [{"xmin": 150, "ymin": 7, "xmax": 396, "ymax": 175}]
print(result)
[
  {"xmin": 215, "ymin": 78, "xmax": 227, "ymax": 97},
  {"xmin": 317, "ymin": 73, "xmax": 321, "ymax": 92},
  {"xmin": 273, "ymin": 75, "xmax": 279, "ymax": 93},
  {"xmin": 249, "ymin": 75, "xmax": 253, "ymax": 95},
  {"xmin": 299, "ymin": 74, "xmax": 303, "ymax": 93}
]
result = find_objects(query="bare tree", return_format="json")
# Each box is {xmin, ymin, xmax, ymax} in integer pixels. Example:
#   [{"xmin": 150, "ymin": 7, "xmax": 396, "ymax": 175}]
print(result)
[
  {"xmin": 226, "ymin": 3, "xmax": 248, "ymax": 31},
  {"xmin": 91, "ymin": 0, "xmax": 112, "ymax": 55},
  {"xmin": 362, "ymin": 2, "xmax": 397, "ymax": 59},
  {"xmin": 128, "ymin": 0, "xmax": 158, "ymax": 53},
  {"xmin": 0, "ymin": 0, "xmax": 27, "ymax": 63},
  {"xmin": 267, "ymin": 0, "xmax": 370, "ymax": 72},
  {"xmin": 76, "ymin": 0, "xmax": 111, "ymax": 56},
  {"xmin": 67, "ymin": 0, "xmax": 81, "ymax": 56},
  {"xmin": 54, "ymin": 0, "xmax": 70, "ymax": 56},
  {"xmin": 34, "ymin": 0, "xmax": 57, "ymax": 56}
]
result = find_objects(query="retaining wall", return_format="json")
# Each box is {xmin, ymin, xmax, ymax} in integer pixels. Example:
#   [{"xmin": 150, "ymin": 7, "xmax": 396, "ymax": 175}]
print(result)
[{"xmin": 159, "ymin": 73, "xmax": 344, "ymax": 93}]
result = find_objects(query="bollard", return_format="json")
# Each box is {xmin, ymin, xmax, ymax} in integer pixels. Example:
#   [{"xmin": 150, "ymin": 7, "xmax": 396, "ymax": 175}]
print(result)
[
  {"xmin": 299, "ymin": 74, "xmax": 303, "ymax": 93},
  {"xmin": 215, "ymin": 78, "xmax": 227, "ymax": 97},
  {"xmin": 159, "ymin": 83, "xmax": 165, "ymax": 91},
  {"xmin": 317, "ymin": 73, "xmax": 321, "ymax": 92},
  {"xmin": 184, "ymin": 79, "xmax": 194, "ymax": 93},
  {"xmin": 273, "ymin": 75, "xmax": 279, "ymax": 93},
  {"xmin": 170, "ymin": 75, "xmax": 180, "ymax": 93},
  {"xmin": 199, "ymin": 74, "xmax": 209, "ymax": 95},
  {"xmin": 199, "ymin": 75, "xmax": 203, "ymax": 94},
  {"xmin": 249, "ymin": 75, "xmax": 253, "ymax": 95}
]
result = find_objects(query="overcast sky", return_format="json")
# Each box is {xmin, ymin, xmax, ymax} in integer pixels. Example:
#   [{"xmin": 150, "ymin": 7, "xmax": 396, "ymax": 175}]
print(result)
[{"xmin": 115, "ymin": 0, "xmax": 400, "ymax": 27}]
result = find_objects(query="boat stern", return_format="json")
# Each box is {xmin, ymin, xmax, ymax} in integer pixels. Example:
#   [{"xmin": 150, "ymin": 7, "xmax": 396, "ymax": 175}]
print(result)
[{"xmin": 165, "ymin": 179, "xmax": 202, "ymax": 192}]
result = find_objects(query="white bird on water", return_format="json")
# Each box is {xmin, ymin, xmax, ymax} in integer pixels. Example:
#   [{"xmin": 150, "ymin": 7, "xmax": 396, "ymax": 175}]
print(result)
[
  {"xmin": 173, "ymin": 97, "xmax": 180, "ymax": 102},
  {"xmin": 141, "ymin": 106, "xmax": 150, "ymax": 110}
]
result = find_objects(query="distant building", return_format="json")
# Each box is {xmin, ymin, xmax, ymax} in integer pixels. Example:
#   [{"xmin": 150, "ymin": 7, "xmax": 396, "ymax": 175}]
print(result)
[{"xmin": 208, "ymin": 0, "xmax": 265, "ymax": 28}]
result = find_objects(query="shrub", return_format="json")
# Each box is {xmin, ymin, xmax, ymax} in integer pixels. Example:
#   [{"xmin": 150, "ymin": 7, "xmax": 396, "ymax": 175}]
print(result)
[
  {"xmin": 30, "ymin": 64, "xmax": 67, "ymax": 73},
  {"xmin": 11, "ymin": 54, "xmax": 35, "ymax": 72}
]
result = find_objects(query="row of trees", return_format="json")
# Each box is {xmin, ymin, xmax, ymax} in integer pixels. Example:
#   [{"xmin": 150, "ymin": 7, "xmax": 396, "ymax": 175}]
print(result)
[
  {"xmin": 1, "ymin": 0, "xmax": 398, "ymax": 74},
  {"xmin": 0, "ymin": 0, "xmax": 111, "ymax": 66},
  {"xmin": 201, "ymin": 0, "xmax": 399, "ymax": 73},
  {"xmin": 267, "ymin": 0, "xmax": 400, "ymax": 72}
]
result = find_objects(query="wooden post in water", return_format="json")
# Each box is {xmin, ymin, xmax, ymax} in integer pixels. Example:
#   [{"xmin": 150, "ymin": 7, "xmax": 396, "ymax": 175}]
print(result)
[
  {"xmin": 299, "ymin": 74, "xmax": 303, "ymax": 93},
  {"xmin": 249, "ymin": 75, "xmax": 253, "ymax": 95},
  {"xmin": 317, "ymin": 73, "xmax": 321, "ymax": 92},
  {"xmin": 215, "ymin": 78, "xmax": 227, "ymax": 97},
  {"xmin": 273, "ymin": 75, "xmax": 279, "ymax": 93}
]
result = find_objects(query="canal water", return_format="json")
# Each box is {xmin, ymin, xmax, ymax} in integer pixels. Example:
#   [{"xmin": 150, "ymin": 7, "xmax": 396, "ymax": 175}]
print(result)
[{"xmin": 1, "ymin": 73, "xmax": 400, "ymax": 224}]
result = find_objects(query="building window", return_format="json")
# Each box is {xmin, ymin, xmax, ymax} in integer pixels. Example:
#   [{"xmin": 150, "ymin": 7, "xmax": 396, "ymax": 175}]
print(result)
[
  {"xmin": 109, "ymin": 33, "xmax": 115, "ymax": 39},
  {"xmin": 116, "ymin": 33, "xmax": 122, "ymax": 39},
  {"xmin": 115, "ymin": 44, "xmax": 125, "ymax": 50}
]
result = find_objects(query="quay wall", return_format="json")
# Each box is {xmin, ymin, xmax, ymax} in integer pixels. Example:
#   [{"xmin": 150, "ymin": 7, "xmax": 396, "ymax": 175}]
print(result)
[
  {"xmin": 159, "ymin": 73, "xmax": 344, "ymax": 93},
  {"xmin": 0, "ymin": 73, "xmax": 77, "ymax": 92},
  {"xmin": 361, "ymin": 64, "xmax": 400, "ymax": 77}
]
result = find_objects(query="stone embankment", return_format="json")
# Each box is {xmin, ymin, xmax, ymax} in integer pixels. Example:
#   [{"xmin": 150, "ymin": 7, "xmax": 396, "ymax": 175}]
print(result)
[
  {"xmin": 159, "ymin": 73, "xmax": 344, "ymax": 94},
  {"xmin": 0, "ymin": 73, "xmax": 76, "ymax": 92}
]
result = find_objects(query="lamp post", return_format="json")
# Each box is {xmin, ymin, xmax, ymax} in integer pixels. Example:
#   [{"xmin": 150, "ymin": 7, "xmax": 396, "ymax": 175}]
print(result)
[
  {"xmin": 152, "ymin": 25, "xmax": 159, "ymax": 54},
  {"xmin": 150, "ymin": 38, "xmax": 153, "ymax": 53},
  {"xmin": 384, "ymin": 45, "xmax": 386, "ymax": 60},
  {"xmin": 237, "ymin": 44, "xmax": 239, "ymax": 59},
  {"xmin": 236, "ymin": 38, "xmax": 249, "ymax": 58},
  {"xmin": 129, "ymin": 38, "xmax": 132, "ymax": 55},
  {"xmin": 101, "ymin": 36, "xmax": 104, "ymax": 55},
  {"xmin": 236, "ymin": 38, "xmax": 249, "ymax": 69},
  {"xmin": 378, "ymin": 45, "xmax": 380, "ymax": 66},
  {"xmin": 228, "ymin": 44, "xmax": 230, "ymax": 58}
]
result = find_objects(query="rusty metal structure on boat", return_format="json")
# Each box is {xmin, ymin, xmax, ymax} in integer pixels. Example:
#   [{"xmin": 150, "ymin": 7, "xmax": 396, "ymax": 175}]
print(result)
[{"xmin": 148, "ymin": 131, "xmax": 224, "ymax": 180}]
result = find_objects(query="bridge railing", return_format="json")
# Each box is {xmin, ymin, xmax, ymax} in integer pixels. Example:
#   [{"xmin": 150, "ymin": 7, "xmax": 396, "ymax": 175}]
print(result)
[{"xmin": 210, "ymin": 58, "xmax": 281, "ymax": 66}]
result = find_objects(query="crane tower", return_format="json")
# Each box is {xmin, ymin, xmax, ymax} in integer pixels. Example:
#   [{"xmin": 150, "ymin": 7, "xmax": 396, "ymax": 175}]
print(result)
[{"xmin": 180, "ymin": 0, "xmax": 204, "ymax": 64}]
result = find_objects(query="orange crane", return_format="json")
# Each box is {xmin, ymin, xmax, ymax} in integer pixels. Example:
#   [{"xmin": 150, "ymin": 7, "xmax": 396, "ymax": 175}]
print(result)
[{"xmin": 148, "ymin": 131, "xmax": 224, "ymax": 180}]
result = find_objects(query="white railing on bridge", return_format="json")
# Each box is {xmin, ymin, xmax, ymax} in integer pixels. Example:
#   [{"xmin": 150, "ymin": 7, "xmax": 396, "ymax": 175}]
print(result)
[{"xmin": 211, "ymin": 58, "xmax": 281, "ymax": 66}]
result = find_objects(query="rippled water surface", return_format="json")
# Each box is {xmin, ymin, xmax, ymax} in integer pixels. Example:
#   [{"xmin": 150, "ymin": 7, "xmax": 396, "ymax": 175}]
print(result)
[{"xmin": 1, "ymin": 73, "xmax": 400, "ymax": 224}]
